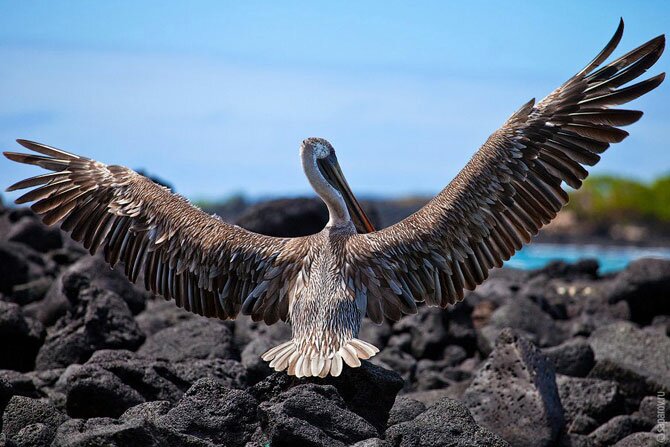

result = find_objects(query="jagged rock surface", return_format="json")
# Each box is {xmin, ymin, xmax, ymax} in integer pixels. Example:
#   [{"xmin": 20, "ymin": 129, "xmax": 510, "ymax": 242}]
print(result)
[{"xmin": 0, "ymin": 201, "xmax": 667, "ymax": 445}]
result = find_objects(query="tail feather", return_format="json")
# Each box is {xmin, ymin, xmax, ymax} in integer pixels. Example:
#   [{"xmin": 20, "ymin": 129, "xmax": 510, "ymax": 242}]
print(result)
[{"xmin": 262, "ymin": 338, "xmax": 379, "ymax": 378}]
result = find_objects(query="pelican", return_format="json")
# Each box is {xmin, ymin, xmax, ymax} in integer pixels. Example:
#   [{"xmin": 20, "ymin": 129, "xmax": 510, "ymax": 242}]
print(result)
[{"xmin": 3, "ymin": 21, "xmax": 665, "ymax": 378}]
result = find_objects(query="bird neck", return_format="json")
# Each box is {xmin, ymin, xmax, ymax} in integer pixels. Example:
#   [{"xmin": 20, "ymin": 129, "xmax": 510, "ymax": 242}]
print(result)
[{"xmin": 301, "ymin": 151, "xmax": 351, "ymax": 227}]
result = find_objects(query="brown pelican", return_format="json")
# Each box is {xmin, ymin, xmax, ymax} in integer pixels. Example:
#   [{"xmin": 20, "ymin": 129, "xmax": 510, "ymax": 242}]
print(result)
[{"xmin": 3, "ymin": 21, "xmax": 665, "ymax": 378}]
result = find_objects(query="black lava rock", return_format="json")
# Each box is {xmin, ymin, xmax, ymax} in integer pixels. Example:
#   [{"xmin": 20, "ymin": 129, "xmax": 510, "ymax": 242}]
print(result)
[
  {"xmin": 534, "ymin": 259, "xmax": 600, "ymax": 281},
  {"xmin": 12, "ymin": 422, "xmax": 57, "ymax": 447},
  {"xmin": 321, "ymin": 360, "xmax": 404, "ymax": 433},
  {"xmin": 7, "ymin": 216, "xmax": 63, "ymax": 253},
  {"xmin": 235, "ymin": 197, "xmax": 380, "ymax": 238},
  {"xmin": 251, "ymin": 360, "xmax": 403, "ymax": 435},
  {"xmin": 0, "ymin": 242, "xmax": 46, "ymax": 296},
  {"xmin": 134, "ymin": 299, "xmax": 194, "ymax": 337},
  {"xmin": 589, "ymin": 414, "xmax": 652, "ymax": 446},
  {"xmin": 358, "ymin": 320, "xmax": 393, "ymax": 352},
  {"xmin": 556, "ymin": 375, "xmax": 621, "ymax": 430},
  {"xmin": 635, "ymin": 395, "xmax": 670, "ymax": 427},
  {"xmin": 63, "ymin": 349, "xmax": 247, "ymax": 420},
  {"xmin": 387, "ymin": 396, "xmax": 426, "ymax": 426},
  {"xmin": 0, "ymin": 302, "xmax": 45, "ymax": 372},
  {"xmin": 543, "ymin": 338, "xmax": 595, "ymax": 377},
  {"xmin": 9, "ymin": 277, "xmax": 53, "ymax": 307},
  {"xmin": 350, "ymin": 439, "xmax": 391, "ymax": 447},
  {"xmin": 138, "ymin": 318, "xmax": 236, "ymax": 362},
  {"xmin": 463, "ymin": 328, "xmax": 565, "ymax": 447},
  {"xmin": 612, "ymin": 429, "xmax": 668, "ymax": 446},
  {"xmin": 606, "ymin": 258, "xmax": 670, "ymax": 324},
  {"xmin": 51, "ymin": 417, "xmax": 180, "ymax": 447},
  {"xmin": 371, "ymin": 346, "xmax": 417, "ymax": 388},
  {"xmin": 479, "ymin": 296, "xmax": 567, "ymax": 353},
  {"xmin": 259, "ymin": 383, "xmax": 377, "ymax": 446},
  {"xmin": 385, "ymin": 397, "xmax": 509, "ymax": 447},
  {"xmin": 174, "ymin": 358, "xmax": 247, "ymax": 390},
  {"xmin": 588, "ymin": 322, "xmax": 670, "ymax": 398},
  {"xmin": 413, "ymin": 359, "xmax": 470, "ymax": 391},
  {"xmin": 156, "ymin": 378, "xmax": 258, "ymax": 446},
  {"xmin": 394, "ymin": 307, "xmax": 449, "ymax": 359},
  {"xmin": 64, "ymin": 362, "xmax": 146, "ymax": 419},
  {"xmin": 2, "ymin": 396, "xmax": 68, "ymax": 444},
  {"xmin": 35, "ymin": 286, "xmax": 144, "ymax": 370},
  {"xmin": 240, "ymin": 336, "xmax": 275, "ymax": 385},
  {"xmin": 33, "ymin": 255, "xmax": 148, "ymax": 325}
]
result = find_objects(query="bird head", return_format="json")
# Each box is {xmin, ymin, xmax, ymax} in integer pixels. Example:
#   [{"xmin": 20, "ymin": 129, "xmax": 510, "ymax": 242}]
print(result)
[{"xmin": 301, "ymin": 137, "xmax": 375, "ymax": 233}]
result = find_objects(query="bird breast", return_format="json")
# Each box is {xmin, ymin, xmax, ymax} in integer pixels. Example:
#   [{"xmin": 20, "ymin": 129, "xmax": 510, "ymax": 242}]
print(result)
[{"xmin": 288, "ymin": 227, "xmax": 365, "ymax": 353}]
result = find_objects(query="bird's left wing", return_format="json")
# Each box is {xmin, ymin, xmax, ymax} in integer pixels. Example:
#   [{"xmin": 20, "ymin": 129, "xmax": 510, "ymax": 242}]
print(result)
[
  {"xmin": 345, "ymin": 21, "xmax": 665, "ymax": 323},
  {"xmin": 4, "ymin": 140, "xmax": 309, "ymax": 324}
]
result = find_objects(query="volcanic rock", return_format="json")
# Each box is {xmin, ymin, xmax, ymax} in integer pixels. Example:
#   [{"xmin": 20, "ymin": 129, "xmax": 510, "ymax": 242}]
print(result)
[
  {"xmin": 7, "ymin": 216, "xmax": 62, "ymax": 253},
  {"xmin": 0, "ymin": 302, "xmax": 45, "ymax": 372},
  {"xmin": 156, "ymin": 378, "xmax": 258, "ymax": 446},
  {"xmin": 235, "ymin": 197, "xmax": 379, "ymax": 238},
  {"xmin": 12, "ymin": 422, "xmax": 57, "ymax": 447},
  {"xmin": 588, "ymin": 322, "xmax": 670, "ymax": 397},
  {"xmin": 359, "ymin": 319, "xmax": 393, "ymax": 351},
  {"xmin": 385, "ymin": 397, "xmax": 509, "ymax": 447},
  {"xmin": 387, "ymin": 396, "xmax": 426, "ymax": 426},
  {"xmin": 612, "ymin": 430, "xmax": 667, "ymax": 446},
  {"xmin": 463, "ymin": 328, "xmax": 565, "ymax": 447},
  {"xmin": 635, "ymin": 394, "xmax": 670, "ymax": 427},
  {"xmin": 135, "ymin": 298, "xmax": 193, "ymax": 337},
  {"xmin": 138, "ymin": 318, "xmax": 236, "ymax": 363},
  {"xmin": 51, "ymin": 417, "xmax": 183, "ymax": 447},
  {"xmin": 394, "ymin": 307, "xmax": 448, "ymax": 359},
  {"xmin": 259, "ymin": 383, "xmax": 377, "ymax": 446},
  {"xmin": 9, "ymin": 277, "xmax": 53, "ymax": 307},
  {"xmin": 556, "ymin": 375, "xmax": 621, "ymax": 430},
  {"xmin": 2, "ymin": 396, "xmax": 68, "ymax": 444},
  {"xmin": 350, "ymin": 439, "xmax": 391, "ymax": 447},
  {"xmin": 240, "ymin": 337, "xmax": 274, "ymax": 385},
  {"xmin": 589, "ymin": 414, "xmax": 652, "ymax": 446},
  {"xmin": 469, "ymin": 267, "xmax": 528, "ymax": 307},
  {"xmin": 479, "ymin": 296, "xmax": 567, "ymax": 353},
  {"xmin": 372, "ymin": 346, "xmax": 417, "ymax": 388},
  {"xmin": 543, "ymin": 338, "xmax": 595, "ymax": 377},
  {"xmin": 606, "ymin": 258, "xmax": 670, "ymax": 324},
  {"xmin": 251, "ymin": 360, "xmax": 403, "ymax": 435},
  {"xmin": 33, "ymin": 255, "xmax": 148, "ymax": 325},
  {"xmin": 0, "ymin": 242, "xmax": 48, "ymax": 296},
  {"xmin": 35, "ymin": 286, "xmax": 144, "ymax": 370},
  {"xmin": 62, "ymin": 349, "xmax": 248, "ymax": 420}
]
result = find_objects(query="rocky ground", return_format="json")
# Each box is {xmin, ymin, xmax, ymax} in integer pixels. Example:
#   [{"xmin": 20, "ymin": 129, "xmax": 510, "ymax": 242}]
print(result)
[{"xmin": 0, "ymin": 197, "xmax": 669, "ymax": 447}]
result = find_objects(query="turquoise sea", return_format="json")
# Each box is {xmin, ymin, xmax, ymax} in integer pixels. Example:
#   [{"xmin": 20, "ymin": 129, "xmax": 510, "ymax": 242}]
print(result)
[{"xmin": 507, "ymin": 244, "xmax": 670, "ymax": 273}]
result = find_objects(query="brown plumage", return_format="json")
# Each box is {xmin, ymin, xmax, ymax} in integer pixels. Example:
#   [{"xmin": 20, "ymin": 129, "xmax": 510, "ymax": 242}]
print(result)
[{"xmin": 3, "ymin": 20, "xmax": 665, "ymax": 377}]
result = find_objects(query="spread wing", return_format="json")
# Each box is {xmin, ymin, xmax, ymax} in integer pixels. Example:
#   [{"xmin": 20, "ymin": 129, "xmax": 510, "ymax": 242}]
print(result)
[
  {"xmin": 4, "ymin": 141, "xmax": 310, "ymax": 324},
  {"xmin": 347, "ymin": 20, "xmax": 665, "ymax": 323}
]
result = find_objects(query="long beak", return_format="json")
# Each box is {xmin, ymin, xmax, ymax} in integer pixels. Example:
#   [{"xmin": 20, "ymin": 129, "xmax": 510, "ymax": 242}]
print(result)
[{"xmin": 317, "ymin": 157, "xmax": 376, "ymax": 234}]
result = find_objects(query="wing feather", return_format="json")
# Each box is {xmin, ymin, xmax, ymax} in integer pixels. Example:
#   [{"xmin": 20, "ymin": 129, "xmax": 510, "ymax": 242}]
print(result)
[
  {"xmin": 4, "ymin": 142, "xmax": 309, "ymax": 322},
  {"xmin": 348, "ymin": 20, "xmax": 665, "ymax": 319}
]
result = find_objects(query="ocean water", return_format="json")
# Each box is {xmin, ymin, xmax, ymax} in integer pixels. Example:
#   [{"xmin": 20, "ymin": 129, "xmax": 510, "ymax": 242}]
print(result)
[{"xmin": 506, "ymin": 243, "xmax": 670, "ymax": 273}]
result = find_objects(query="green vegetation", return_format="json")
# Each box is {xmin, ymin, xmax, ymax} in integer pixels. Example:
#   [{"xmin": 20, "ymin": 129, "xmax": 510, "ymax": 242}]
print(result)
[
  {"xmin": 567, "ymin": 174, "xmax": 670, "ymax": 225},
  {"xmin": 188, "ymin": 174, "xmax": 670, "ymax": 230},
  {"xmin": 193, "ymin": 192, "xmax": 247, "ymax": 211}
]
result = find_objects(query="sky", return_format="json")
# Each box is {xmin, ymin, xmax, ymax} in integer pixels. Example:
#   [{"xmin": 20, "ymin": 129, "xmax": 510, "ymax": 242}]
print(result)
[{"xmin": 0, "ymin": 1, "xmax": 668, "ymax": 203}]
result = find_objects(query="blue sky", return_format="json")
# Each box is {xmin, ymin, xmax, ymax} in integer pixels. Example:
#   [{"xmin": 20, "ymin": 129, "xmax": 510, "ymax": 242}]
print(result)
[{"xmin": 1, "ymin": 1, "xmax": 668, "ymax": 202}]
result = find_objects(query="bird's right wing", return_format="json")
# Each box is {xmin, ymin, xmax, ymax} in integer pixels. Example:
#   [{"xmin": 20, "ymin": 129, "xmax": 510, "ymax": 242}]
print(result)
[
  {"xmin": 345, "ymin": 20, "xmax": 665, "ymax": 323},
  {"xmin": 4, "ymin": 141, "xmax": 310, "ymax": 324}
]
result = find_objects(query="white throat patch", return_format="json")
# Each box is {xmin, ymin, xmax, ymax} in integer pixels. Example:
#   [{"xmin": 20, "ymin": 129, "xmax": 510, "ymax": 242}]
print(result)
[{"xmin": 313, "ymin": 142, "xmax": 330, "ymax": 159}]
